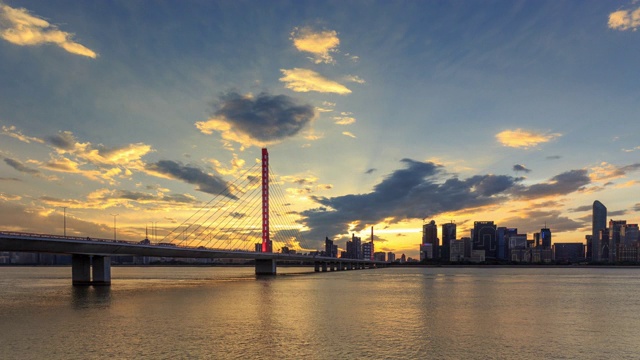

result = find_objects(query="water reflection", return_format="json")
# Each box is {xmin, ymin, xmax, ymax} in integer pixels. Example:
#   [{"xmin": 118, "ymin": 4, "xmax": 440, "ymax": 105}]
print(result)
[{"xmin": 71, "ymin": 285, "xmax": 111, "ymax": 309}]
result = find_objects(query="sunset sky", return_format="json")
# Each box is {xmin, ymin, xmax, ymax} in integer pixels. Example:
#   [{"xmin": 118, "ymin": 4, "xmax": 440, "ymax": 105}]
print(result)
[{"xmin": 1, "ymin": 0, "xmax": 639, "ymax": 257}]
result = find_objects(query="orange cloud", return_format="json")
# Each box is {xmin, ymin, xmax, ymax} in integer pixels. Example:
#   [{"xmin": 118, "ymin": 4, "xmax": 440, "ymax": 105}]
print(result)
[
  {"xmin": 496, "ymin": 129, "xmax": 561, "ymax": 149},
  {"xmin": 0, "ymin": 4, "xmax": 97, "ymax": 58},
  {"xmin": 280, "ymin": 68, "xmax": 351, "ymax": 94},
  {"xmin": 290, "ymin": 27, "xmax": 339, "ymax": 64},
  {"xmin": 609, "ymin": 7, "xmax": 640, "ymax": 31}
]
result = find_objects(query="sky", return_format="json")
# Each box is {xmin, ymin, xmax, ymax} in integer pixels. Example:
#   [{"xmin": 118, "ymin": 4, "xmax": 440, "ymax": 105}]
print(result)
[{"xmin": 1, "ymin": 0, "xmax": 640, "ymax": 258}]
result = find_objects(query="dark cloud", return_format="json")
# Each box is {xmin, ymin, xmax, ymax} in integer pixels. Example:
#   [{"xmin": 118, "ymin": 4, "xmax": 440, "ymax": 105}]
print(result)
[
  {"xmin": 546, "ymin": 155, "xmax": 562, "ymax": 160},
  {"xmin": 513, "ymin": 170, "xmax": 590, "ymax": 199},
  {"xmin": 513, "ymin": 164, "xmax": 531, "ymax": 173},
  {"xmin": 0, "ymin": 177, "xmax": 21, "ymax": 182},
  {"xmin": 570, "ymin": 205, "xmax": 593, "ymax": 212},
  {"xmin": 635, "ymin": 203, "xmax": 640, "ymax": 212},
  {"xmin": 608, "ymin": 210, "xmax": 627, "ymax": 217},
  {"xmin": 46, "ymin": 131, "xmax": 76, "ymax": 150},
  {"xmin": 299, "ymin": 159, "xmax": 520, "ymax": 245},
  {"xmin": 365, "ymin": 168, "xmax": 377, "ymax": 174},
  {"xmin": 4, "ymin": 158, "xmax": 40, "ymax": 175},
  {"xmin": 298, "ymin": 159, "xmax": 595, "ymax": 247},
  {"xmin": 620, "ymin": 163, "xmax": 640, "ymax": 173},
  {"xmin": 146, "ymin": 160, "xmax": 237, "ymax": 199},
  {"xmin": 500, "ymin": 210, "xmax": 583, "ymax": 234},
  {"xmin": 213, "ymin": 92, "xmax": 315, "ymax": 142}
]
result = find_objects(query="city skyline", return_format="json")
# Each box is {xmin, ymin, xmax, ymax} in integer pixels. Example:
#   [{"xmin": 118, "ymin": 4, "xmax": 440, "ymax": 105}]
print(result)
[{"xmin": 1, "ymin": 1, "xmax": 640, "ymax": 258}]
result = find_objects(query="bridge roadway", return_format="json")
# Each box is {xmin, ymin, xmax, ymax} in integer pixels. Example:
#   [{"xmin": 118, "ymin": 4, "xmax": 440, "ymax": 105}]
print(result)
[{"xmin": 0, "ymin": 231, "xmax": 388, "ymax": 285}]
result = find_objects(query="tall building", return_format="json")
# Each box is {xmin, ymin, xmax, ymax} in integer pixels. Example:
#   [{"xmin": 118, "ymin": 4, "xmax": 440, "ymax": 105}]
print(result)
[
  {"xmin": 599, "ymin": 228, "xmax": 610, "ymax": 261},
  {"xmin": 609, "ymin": 220, "xmax": 626, "ymax": 261},
  {"xmin": 473, "ymin": 221, "xmax": 497, "ymax": 259},
  {"xmin": 585, "ymin": 235, "xmax": 592, "ymax": 261},
  {"xmin": 592, "ymin": 200, "xmax": 607, "ymax": 262},
  {"xmin": 540, "ymin": 227, "xmax": 552, "ymax": 249},
  {"xmin": 422, "ymin": 220, "xmax": 439, "ymax": 259},
  {"xmin": 345, "ymin": 234, "xmax": 362, "ymax": 259},
  {"xmin": 362, "ymin": 242, "xmax": 373, "ymax": 261},
  {"xmin": 622, "ymin": 224, "xmax": 639, "ymax": 246},
  {"xmin": 325, "ymin": 237, "xmax": 338, "ymax": 258},
  {"xmin": 387, "ymin": 252, "xmax": 396, "ymax": 262},
  {"xmin": 496, "ymin": 227, "xmax": 507, "ymax": 260},
  {"xmin": 441, "ymin": 222, "xmax": 456, "ymax": 261}
]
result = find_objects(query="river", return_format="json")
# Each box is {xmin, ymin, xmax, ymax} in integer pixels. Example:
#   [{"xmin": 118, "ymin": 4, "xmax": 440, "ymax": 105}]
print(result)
[{"xmin": 1, "ymin": 266, "xmax": 639, "ymax": 359}]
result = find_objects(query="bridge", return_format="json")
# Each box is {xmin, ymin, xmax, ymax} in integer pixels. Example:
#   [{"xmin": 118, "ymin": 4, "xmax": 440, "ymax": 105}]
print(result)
[{"xmin": 0, "ymin": 149, "xmax": 388, "ymax": 285}]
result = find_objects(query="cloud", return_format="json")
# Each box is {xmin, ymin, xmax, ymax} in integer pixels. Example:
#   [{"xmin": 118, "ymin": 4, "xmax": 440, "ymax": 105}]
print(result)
[
  {"xmin": 589, "ymin": 162, "xmax": 640, "ymax": 182},
  {"xmin": 280, "ymin": 68, "xmax": 352, "ymax": 94},
  {"xmin": 4, "ymin": 157, "xmax": 40, "ymax": 175},
  {"xmin": 513, "ymin": 164, "xmax": 531, "ymax": 173},
  {"xmin": 608, "ymin": 7, "xmax": 640, "ymax": 31},
  {"xmin": 344, "ymin": 75, "xmax": 366, "ymax": 84},
  {"xmin": 342, "ymin": 131, "xmax": 356, "ymax": 138},
  {"xmin": 334, "ymin": 116, "xmax": 356, "ymax": 125},
  {"xmin": 1, "ymin": 125, "xmax": 44, "ymax": 144},
  {"xmin": 635, "ymin": 203, "xmax": 640, "ymax": 212},
  {"xmin": 608, "ymin": 209, "xmax": 627, "ymax": 217},
  {"xmin": 298, "ymin": 159, "xmax": 595, "ymax": 247},
  {"xmin": 195, "ymin": 92, "xmax": 316, "ymax": 147},
  {"xmin": 145, "ymin": 160, "xmax": 237, "ymax": 199},
  {"xmin": 0, "ymin": 3, "xmax": 97, "ymax": 58},
  {"xmin": 546, "ymin": 155, "xmax": 562, "ymax": 160},
  {"xmin": 365, "ymin": 168, "xmax": 377, "ymax": 174},
  {"xmin": 500, "ymin": 210, "xmax": 583, "ymax": 234},
  {"xmin": 623, "ymin": 146, "xmax": 640, "ymax": 152},
  {"xmin": 569, "ymin": 205, "xmax": 593, "ymax": 213},
  {"xmin": 496, "ymin": 129, "xmax": 561, "ymax": 149},
  {"xmin": 299, "ymin": 159, "xmax": 520, "ymax": 244},
  {"xmin": 290, "ymin": 27, "xmax": 339, "ymax": 64},
  {"xmin": 0, "ymin": 176, "xmax": 21, "ymax": 182},
  {"xmin": 514, "ymin": 169, "xmax": 590, "ymax": 199}
]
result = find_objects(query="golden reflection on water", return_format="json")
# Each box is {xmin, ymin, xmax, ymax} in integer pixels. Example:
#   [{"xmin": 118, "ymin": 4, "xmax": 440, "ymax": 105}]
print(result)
[{"xmin": 2, "ymin": 267, "xmax": 640, "ymax": 359}]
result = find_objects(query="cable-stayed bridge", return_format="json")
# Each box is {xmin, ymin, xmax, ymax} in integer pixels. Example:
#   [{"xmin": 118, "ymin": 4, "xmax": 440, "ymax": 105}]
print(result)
[{"xmin": 0, "ymin": 149, "xmax": 387, "ymax": 285}]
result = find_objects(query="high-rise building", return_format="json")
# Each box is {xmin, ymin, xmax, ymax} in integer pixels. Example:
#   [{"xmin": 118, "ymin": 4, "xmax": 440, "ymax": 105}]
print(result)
[
  {"xmin": 622, "ymin": 224, "xmax": 639, "ymax": 246},
  {"xmin": 585, "ymin": 235, "xmax": 592, "ymax": 261},
  {"xmin": 325, "ymin": 237, "xmax": 338, "ymax": 258},
  {"xmin": 387, "ymin": 252, "xmax": 396, "ymax": 262},
  {"xmin": 592, "ymin": 200, "xmax": 607, "ymax": 262},
  {"xmin": 362, "ymin": 242, "xmax": 373, "ymax": 261},
  {"xmin": 345, "ymin": 234, "xmax": 362, "ymax": 259},
  {"xmin": 599, "ymin": 228, "xmax": 610, "ymax": 261},
  {"xmin": 373, "ymin": 252, "xmax": 386, "ymax": 261},
  {"xmin": 609, "ymin": 220, "xmax": 626, "ymax": 261},
  {"xmin": 422, "ymin": 220, "xmax": 439, "ymax": 258},
  {"xmin": 540, "ymin": 227, "xmax": 552, "ymax": 249},
  {"xmin": 441, "ymin": 222, "xmax": 456, "ymax": 261},
  {"xmin": 496, "ymin": 227, "xmax": 507, "ymax": 260},
  {"xmin": 473, "ymin": 221, "xmax": 497, "ymax": 259}
]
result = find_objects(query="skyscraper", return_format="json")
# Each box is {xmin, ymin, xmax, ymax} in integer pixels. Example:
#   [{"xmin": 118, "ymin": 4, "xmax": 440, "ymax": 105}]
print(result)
[
  {"xmin": 473, "ymin": 221, "xmax": 497, "ymax": 259},
  {"xmin": 441, "ymin": 222, "xmax": 456, "ymax": 261},
  {"xmin": 608, "ymin": 220, "xmax": 626, "ymax": 261},
  {"xmin": 540, "ymin": 227, "xmax": 551, "ymax": 249},
  {"xmin": 592, "ymin": 201, "xmax": 607, "ymax": 262},
  {"xmin": 422, "ymin": 220, "xmax": 439, "ymax": 259}
]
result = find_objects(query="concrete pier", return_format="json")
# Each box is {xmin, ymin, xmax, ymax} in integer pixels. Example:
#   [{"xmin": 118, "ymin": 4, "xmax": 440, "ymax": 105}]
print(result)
[
  {"xmin": 72, "ymin": 254, "xmax": 111, "ymax": 286},
  {"xmin": 92, "ymin": 256, "xmax": 111, "ymax": 285},
  {"xmin": 255, "ymin": 259, "xmax": 276, "ymax": 275}
]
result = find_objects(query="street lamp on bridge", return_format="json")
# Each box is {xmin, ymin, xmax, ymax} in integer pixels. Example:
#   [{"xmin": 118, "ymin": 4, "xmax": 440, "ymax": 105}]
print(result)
[
  {"xmin": 110, "ymin": 214, "xmax": 119, "ymax": 241},
  {"xmin": 61, "ymin": 206, "xmax": 67, "ymax": 237}
]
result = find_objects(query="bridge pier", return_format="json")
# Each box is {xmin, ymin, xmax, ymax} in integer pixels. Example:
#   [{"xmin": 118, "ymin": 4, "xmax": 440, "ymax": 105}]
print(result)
[
  {"xmin": 314, "ymin": 262, "xmax": 320, "ymax": 272},
  {"xmin": 255, "ymin": 259, "xmax": 276, "ymax": 275},
  {"xmin": 322, "ymin": 262, "xmax": 328, "ymax": 272},
  {"xmin": 72, "ymin": 254, "xmax": 111, "ymax": 286}
]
